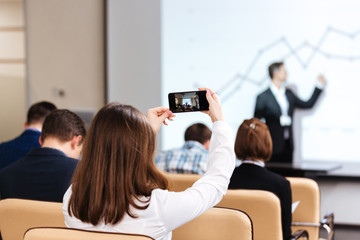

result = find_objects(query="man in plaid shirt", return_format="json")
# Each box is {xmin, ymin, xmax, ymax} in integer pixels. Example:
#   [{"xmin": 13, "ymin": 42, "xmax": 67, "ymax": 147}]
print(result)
[{"xmin": 155, "ymin": 123, "xmax": 211, "ymax": 174}]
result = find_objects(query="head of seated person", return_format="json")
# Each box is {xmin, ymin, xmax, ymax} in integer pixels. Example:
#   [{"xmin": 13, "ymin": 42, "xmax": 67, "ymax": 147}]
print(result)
[
  {"xmin": 229, "ymin": 118, "xmax": 292, "ymax": 240},
  {"xmin": 26, "ymin": 101, "xmax": 58, "ymax": 131},
  {"xmin": 234, "ymin": 118, "xmax": 272, "ymax": 164},
  {"xmin": 40, "ymin": 109, "xmax": 86, "ymax": 159},
  {"xmin": 0, "ymin": 101, "xmax": 57, "ymax": 170},
  {"xmin": 185, "ymin": 123, "xmax": 212, "ymax": 150},
  {"xmin": 154, "ymin": 123, "xmax": 212, "ymax": 174}
]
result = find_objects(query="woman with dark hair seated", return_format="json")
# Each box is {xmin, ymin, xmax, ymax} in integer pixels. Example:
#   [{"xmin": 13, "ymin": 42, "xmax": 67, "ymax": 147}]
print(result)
[
  {"xmin": 62, "ymin": 88, "xmax": 235, "ymax": 240},
  {"xmin": 228, "ymin": 118, "xmax": 292, "ymax": 240}
]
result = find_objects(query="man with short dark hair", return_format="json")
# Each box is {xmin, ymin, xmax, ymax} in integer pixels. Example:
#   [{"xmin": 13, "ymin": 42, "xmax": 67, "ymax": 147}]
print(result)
[
  {"xmin": 254, "ymin": 62, "xmax": 325, "ymax": 163},
  {"xmin": 0, "ymin": 101, "xmax": 57, "ymax": 169},
  {"xmin": 155, "ymin": 123, "xmax": 211, "ymax": 174},
  {"xmin": 0, "ymin": 109, "xmax": 86, "ymax": 202}
]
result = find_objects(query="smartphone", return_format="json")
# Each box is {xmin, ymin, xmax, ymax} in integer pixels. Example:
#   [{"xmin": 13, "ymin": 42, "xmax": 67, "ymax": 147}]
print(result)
[{"xmin": 168, "ymin": 90, "xmax": 209, "ymax": 113}]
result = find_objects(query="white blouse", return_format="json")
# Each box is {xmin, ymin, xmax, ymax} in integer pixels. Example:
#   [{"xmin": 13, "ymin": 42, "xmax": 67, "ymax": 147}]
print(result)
[{"xmin": 62, "ymin": 121, "xmax": 235, "ymax": 240}]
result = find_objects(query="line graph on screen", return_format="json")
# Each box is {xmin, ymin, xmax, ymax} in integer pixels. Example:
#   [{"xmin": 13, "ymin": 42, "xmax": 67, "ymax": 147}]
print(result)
[{"xmin": 212, "ymin": 26, "xmax": 360, "ymax": 102}]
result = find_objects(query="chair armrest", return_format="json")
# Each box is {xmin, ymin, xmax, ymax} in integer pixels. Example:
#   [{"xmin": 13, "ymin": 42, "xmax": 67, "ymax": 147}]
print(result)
[
  {"xmin": 292, "ymin": 222, "xmax": 320, "ymax": 227},
  {"xmin": 291, "ymin": 230, "xmax": 309, "ymax": 240},
  {"xmin": 320, "ymin": 211, "xmax": 334, "ymax": 226},
  {"xmin": 320, "ymin": 211, "xmax": 334, "ymax": 240}
]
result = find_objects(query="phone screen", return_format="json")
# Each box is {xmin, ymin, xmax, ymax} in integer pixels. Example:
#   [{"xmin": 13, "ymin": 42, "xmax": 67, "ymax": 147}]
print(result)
[{"xmin": 168, "ymin": 90, "xmax": 209, "ymax": 113}]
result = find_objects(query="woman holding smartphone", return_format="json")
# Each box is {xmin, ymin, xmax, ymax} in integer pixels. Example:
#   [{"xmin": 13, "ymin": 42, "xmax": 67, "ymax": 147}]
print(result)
[{"xmin": 62, "ymin": 88, "xmax": 235, "ymax": 240}]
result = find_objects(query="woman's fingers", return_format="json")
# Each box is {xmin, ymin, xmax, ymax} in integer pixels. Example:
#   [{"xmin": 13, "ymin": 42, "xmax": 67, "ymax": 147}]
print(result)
[
  {"xmin": 198, "ymin": 87, "xmax": 224, "ymax": 122},
  {"xmin": 147, "ymin": 107, "xmax": 175, "ymax": 133}
]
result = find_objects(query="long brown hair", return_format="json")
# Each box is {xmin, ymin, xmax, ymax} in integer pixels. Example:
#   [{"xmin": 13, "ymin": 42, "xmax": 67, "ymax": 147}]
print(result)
[
  {"xmin": 68, "ymin": 103, "xmax": 168, "ymax": 225},
  {"xmin": 234, "ymin": 118, "xmax": 273, "ymax": 161}
]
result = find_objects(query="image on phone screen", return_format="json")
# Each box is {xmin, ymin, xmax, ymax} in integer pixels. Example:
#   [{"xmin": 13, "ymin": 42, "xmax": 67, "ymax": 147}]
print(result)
[{"xmin": 168, "ymin": 90, "xmax": 209, "ymax": 113}]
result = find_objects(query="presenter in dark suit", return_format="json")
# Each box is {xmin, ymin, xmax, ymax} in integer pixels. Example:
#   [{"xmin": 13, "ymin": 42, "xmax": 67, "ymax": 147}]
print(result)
[
  {"xmin": 229, "ymin": 118, "xmax": 292, "ymax": 240},
  {"xmin": 254, "ymin": 62, "xmax": 325, "ymax": 163},
  {"xmin": 0, "ymin": 109, "xmax": 86, "ymax": 202},
  {"xmin": 0, "ymin": 101, "xmax": 57, "ymax": 170}
]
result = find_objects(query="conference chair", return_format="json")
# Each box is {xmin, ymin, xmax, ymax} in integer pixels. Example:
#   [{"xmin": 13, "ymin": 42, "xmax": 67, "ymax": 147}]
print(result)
[
  {"xmin": 23, "ymin": 228, "xmax": 153, "ymax": 240},
  {"xmin": 287, "ymin": 177, "xmax": 334, "ymax": 240},
  {"xmin": 172, "ymin": 207, "xmax": 253, "ymax": 240},
  {"xmin": 216, "ymin": 190, "xmax": 283, "ymax": 240},
  {"xmin": 166, "ymin": 173, "xmax": 309, "ymax": 240},
  {"xmin": 0, "ymin": 199, "xmax": 65, "ymax": 240},
  {"xmin": 219, "ymin": 190, "xmax": 311, "ymax": 240},
  {"xmin": 164, "ymin": 172, "xmax": 201, "ymax": 191}
]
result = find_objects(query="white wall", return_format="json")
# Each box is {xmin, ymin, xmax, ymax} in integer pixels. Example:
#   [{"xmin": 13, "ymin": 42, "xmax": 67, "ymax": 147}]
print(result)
[
  {"xmin": 25, "ymin": 0, "xmax": 105, "ymax": 112},
  {"xmin": 318, "ymin": 180, "xmax": 360, "ymax": 225},
  {"xmin": 106, "ymin": 0, "xmax": 161, "ymax": 114},
  {"xmin": 0, "ymin": 0, "xmax": 26, "ymax": 142}
]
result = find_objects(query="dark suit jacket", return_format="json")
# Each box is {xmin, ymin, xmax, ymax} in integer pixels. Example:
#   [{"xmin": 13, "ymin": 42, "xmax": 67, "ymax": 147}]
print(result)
[
  {"xmin": 254, "ymin": 87, "xmax": 322, "ymax": 154},
  {"xmin": 0, "ymin": 147, "xmax": 78, "ymax": 202},
  {"xmin": 0, "ymin": 129, "xmax": 41, "ymax": 170},
  {"xmin": 229, "ymin": 163, "xmax": 292, "ymax": 240}
]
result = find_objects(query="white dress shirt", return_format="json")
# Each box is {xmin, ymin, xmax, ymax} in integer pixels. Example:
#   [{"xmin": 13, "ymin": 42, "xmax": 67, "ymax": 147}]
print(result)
[
  {"xmin": 270, "ymin": 83, "xmax": 292, "ymax": 140},
  {"xmin": 242, "ymin": 159, "xmax": 265, "ymax": 167},
  {"xmin": 270, "ymin": 83, "xmax": 292, "ymax": 126},
  {"xmin": 270, "ymin": 83, "xmax": 288, "ymax": 116},
  {"xmin": 62, "ymin": 121, "xmax": 235, "ymax": 240}
]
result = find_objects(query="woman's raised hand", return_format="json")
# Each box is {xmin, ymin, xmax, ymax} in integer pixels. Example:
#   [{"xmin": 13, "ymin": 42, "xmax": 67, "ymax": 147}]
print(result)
[{"xmin": 198, "ymin": 88, "xmax": 224, "ymax": 123}]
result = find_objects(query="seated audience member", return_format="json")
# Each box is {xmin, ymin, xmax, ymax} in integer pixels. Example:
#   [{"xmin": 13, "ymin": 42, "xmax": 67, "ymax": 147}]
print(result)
[
  {"xmin": 228, "ymin": 118, "xmax": 292, "ymax": 240},
  {"xmin": 0, "ymin": 101, "xmax": 57, "ymax": 170},
  {"xmin": 63, "ymin": 88, "xmax": 235, "ymax": 240},
  {"xmin": 0, "ymin": 109, "xmax": 86, "ymax": 202},
  {"xmin": 155, "ymin": 123, "xmax": 211, "ymax": 174}
]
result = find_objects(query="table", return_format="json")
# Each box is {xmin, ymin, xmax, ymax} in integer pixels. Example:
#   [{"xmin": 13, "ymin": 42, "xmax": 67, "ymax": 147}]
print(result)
[{"xmin": 265, "ymin": 161, "xmax": 342, "ymax": 178}]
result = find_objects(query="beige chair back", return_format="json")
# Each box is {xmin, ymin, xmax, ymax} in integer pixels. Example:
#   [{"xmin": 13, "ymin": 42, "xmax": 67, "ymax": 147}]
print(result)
[
  {"xmin": 217, "ymin": 190, "xmax": 283, "ymax": 240},
  {"xmin": 165, "ymin": 173, "xmax": 282, "ymax": 240},
  {"xmin": 0, "ymin": 199, "xmax": 65, "ymax": 240},
  {"xmin": 165, "ymin": 173, "xmax": 201, "ymax": 191},
  {"xmin": 287, "ymin": 177, "xmax": 320, "ymax": 240},
  {"xmin": 24, "ymin": 228, "xmax": 153, "ymax": 240},
  {"xmin": 173, "ymin": 207, "xmax": 253, "ymax": 240}
]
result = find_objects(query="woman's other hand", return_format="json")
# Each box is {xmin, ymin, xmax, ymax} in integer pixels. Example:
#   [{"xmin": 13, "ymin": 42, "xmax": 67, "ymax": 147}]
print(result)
[{"xmin": 146, "ymin": 107, "xmax": 175, "ymax": 133}]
